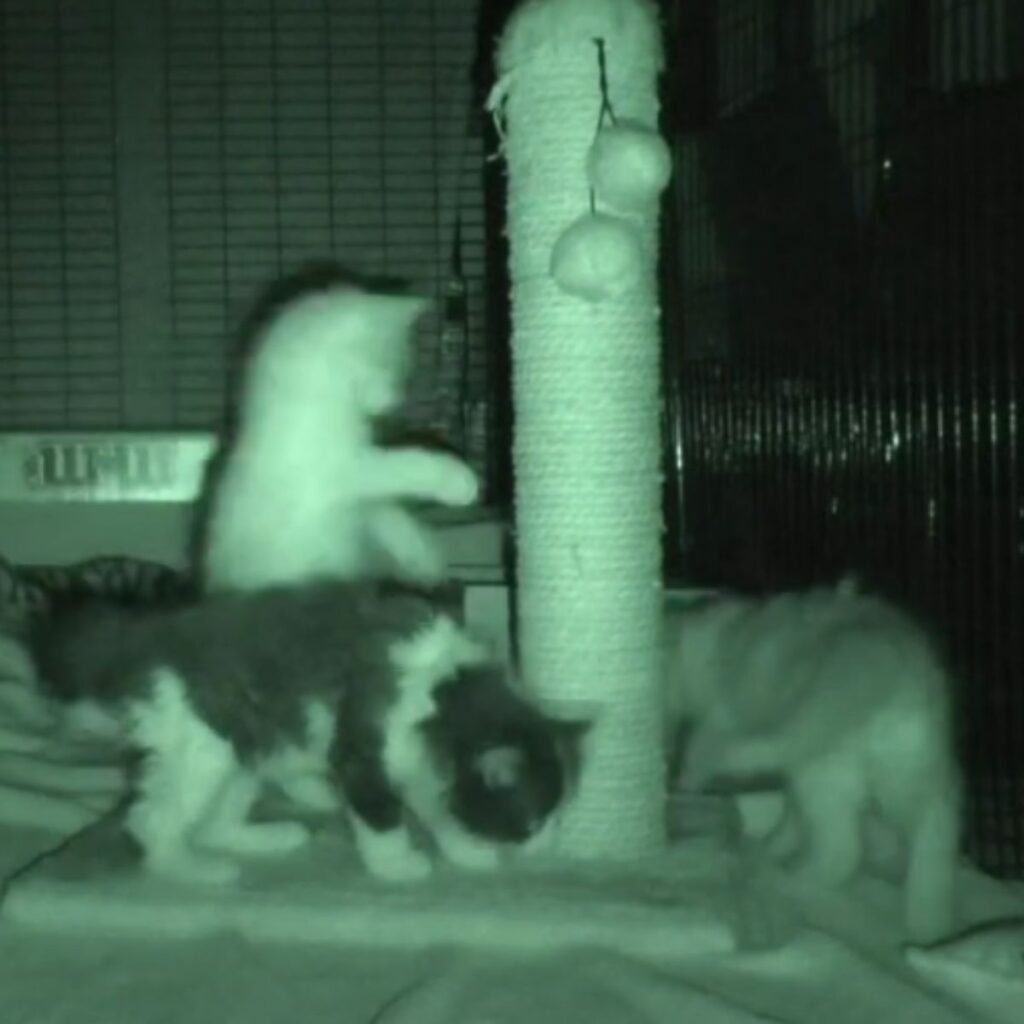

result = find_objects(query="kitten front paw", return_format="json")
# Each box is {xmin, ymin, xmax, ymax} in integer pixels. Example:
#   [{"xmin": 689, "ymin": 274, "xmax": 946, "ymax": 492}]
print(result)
[
  {"xmin": 201, "ymin": 821, "xmax": 312, "ymax": 857},
  {"xmin": 352, "ymin": 823, "xmax": 434, "ymax": 883},
  {"xmin": 436, "ymin": 459, "xmax": 480, "ymax": 507},
  {"xmin": 436, "ymin": 831, "xmax": 502, "ymax": 873}
]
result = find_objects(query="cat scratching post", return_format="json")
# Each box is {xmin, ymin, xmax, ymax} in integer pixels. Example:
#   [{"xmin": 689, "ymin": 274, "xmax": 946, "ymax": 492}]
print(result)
[{"xmin": 492, "ymin": 0, "xmax": 671, "ymax": 859}]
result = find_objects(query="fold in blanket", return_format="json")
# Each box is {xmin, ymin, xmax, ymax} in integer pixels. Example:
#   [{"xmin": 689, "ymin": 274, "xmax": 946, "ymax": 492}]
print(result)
[{"xmin": 0, "ymin": 634, "xmax": 126, "ymax": 835}]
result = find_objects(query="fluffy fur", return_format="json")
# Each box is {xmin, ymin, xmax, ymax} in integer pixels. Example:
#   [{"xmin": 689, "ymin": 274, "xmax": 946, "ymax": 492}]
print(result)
[
  {"xmin": 26, "ymin": 583, "xmax": 584, "ymax": 885},
  {"xmin": 196, "ymin": 284, "xmax": 479, "ymax": 591},
  {"xmin": 665, "ymin": 578, "xmax": 963, "ymax": 943}
]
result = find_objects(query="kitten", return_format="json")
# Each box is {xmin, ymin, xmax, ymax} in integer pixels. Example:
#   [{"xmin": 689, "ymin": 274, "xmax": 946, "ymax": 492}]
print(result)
[
  {"xmin": 665, "ymin": 578, "xmax": 962, "ymax": 943},
  {"xmin": 26, "ymin": 583, "xmax": 585, "ymax": 885},
  {"xmin": 195, "ymin": 282, "xmax": 480, "ymax": 592}
]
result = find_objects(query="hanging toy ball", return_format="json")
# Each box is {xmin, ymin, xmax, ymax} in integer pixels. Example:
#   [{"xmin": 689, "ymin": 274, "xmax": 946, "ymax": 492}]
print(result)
[
  {"xmin": 550, "ymin": 212, "xmax": 644, "ymax": 303},
  {"xmin": 587, "ymin": 119, "xmax": 672, "ymax": 213}
]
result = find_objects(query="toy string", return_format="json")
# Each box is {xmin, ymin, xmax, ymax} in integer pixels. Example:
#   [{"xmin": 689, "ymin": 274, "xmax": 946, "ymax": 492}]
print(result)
[{"xmin": 589, "ymin": 37, "xmax": 618, "ymax": 213}]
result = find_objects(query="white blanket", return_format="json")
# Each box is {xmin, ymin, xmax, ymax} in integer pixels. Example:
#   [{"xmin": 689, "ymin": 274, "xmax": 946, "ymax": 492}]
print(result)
[{"xmin": 2, "ymin": 630, "xmax": 1023, "ymax": 1024}]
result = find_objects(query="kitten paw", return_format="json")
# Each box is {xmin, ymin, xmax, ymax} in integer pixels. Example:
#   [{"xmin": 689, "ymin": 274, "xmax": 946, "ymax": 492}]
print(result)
[
  {"xmin": 201, "ymin": 821, "xmax": 312, "ymax": 857},
  {"xmin": 437, "ymin": 460, "xmax": 480, "ymax": 507},
  {"xmin": 352, "ymin": 823, "xmax": 434, "ymax": 883},
  {"xmin": 367, "ymin": 848, "xmax": 434, "ymax": 883},
  {"xmin": 437, "ymin": 832, "xmax": 502, "ymax": 872}
]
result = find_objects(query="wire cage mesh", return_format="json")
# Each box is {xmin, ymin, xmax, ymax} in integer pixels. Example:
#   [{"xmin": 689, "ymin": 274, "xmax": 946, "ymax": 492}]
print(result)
[
  {"xmin": 663, "ymin": 0, "xmax": 1024, "ymax": 876},
  {"xmin": 0, "ymin": 0, "xmax": 492, "ymax": 476}
]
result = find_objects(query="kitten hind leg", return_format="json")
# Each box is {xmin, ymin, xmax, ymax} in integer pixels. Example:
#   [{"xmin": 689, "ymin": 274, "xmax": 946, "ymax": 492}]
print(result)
[
  {"xmin": 196, "ymin": 773, "xmax": 311, "ymax": 857},
  {"xmin": 124, "ymin": 670, "xmax": 241, "ymax": 885},
  {"xmin": 265, "ymin": 702, "xmax": 341, "ymax": 814}
]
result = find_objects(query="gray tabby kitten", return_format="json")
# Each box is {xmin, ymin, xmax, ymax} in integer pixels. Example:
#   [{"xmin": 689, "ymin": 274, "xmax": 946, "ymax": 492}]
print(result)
[{"xmin": 665, "ymin": 578, "xmax": 962, "ymax": 943}]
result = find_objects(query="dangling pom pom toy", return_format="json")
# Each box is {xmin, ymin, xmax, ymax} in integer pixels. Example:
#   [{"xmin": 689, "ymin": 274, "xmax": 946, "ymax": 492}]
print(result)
[
  {"xmin": 587, "ymin": 119, "xmax": 672, "ymax": 212},
  {"xmin": 550, "ymin": 212, "xmax": 643, "ymax": 303}
]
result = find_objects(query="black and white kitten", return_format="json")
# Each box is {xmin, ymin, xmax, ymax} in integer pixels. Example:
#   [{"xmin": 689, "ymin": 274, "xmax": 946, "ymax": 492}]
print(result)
[{"xmin": 27, "ymin": 583, "xmax": 585, "ymax": 885}]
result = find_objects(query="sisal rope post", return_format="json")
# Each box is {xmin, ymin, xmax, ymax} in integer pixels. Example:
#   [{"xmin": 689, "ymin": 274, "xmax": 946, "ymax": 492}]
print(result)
[{"xmin": 493, "ymin": 0, "xmax": 671, "ymax": 860}]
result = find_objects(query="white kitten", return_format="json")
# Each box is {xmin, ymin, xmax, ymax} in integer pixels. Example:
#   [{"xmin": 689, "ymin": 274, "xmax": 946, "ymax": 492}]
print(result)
[
  {"xmin": 198, "ymin": 285, "xmax": 479, "ymax": 591},
  {"xmin": 665, "ymin": 578, "xmax": 962, "ymax": 943}
]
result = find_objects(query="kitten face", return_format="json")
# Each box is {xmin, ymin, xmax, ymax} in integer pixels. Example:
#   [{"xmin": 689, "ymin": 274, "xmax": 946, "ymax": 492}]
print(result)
[
  {"xmin": 426, "ymin": 666, "xmax": 588, "ymax": 844},
  {"xmin": 346, "ymin": 293, "xmax": 427, "ymax": 415},
  {"xmin": 245, "ymin": 287, "xmax": 429, "ymax": 418},
  {"xmin": 448, "ymin": 730, "xmax": 577, "ymax": 843}
]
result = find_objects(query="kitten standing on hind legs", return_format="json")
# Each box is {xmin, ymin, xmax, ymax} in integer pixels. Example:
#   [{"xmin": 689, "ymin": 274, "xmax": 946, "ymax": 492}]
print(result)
[
  {"xmin": 666, "ymin": 579, "xmax": 964, "ymax": 943},
  {"xmin": 194, "ymin": 277, "xmax": 480, "ymax": 592}
]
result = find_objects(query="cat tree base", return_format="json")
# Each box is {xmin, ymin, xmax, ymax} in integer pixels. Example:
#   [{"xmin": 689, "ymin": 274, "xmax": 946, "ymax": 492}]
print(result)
[{"xmin": 1, "ymin": 818, "xmax": 744, "ymax": 957}]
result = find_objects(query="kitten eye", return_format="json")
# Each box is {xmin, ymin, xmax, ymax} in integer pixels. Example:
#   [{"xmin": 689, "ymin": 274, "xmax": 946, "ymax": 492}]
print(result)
[{"xmin": 473, "ymin": 745, "xmax": 524, "ymax": 788}]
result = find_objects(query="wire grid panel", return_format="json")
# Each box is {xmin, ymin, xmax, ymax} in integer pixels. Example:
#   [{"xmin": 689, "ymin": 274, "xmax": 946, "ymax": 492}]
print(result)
[
  {"xmin": 667, "ymin": 0, "xmax": 1024, "ymax": 876},
  {"xmin": 0, "ymin": 0, "xmax": 121, "ymax": 428},
  {"xmin": 0, "ymin": 0, "xmax": 487, "ymax": 445}
]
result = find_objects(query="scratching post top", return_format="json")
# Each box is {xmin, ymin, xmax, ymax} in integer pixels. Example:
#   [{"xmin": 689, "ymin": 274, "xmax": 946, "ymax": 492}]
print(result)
[{"xmin": 498, "ymin": 0, "xmax": 664, "ymax": 74}]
